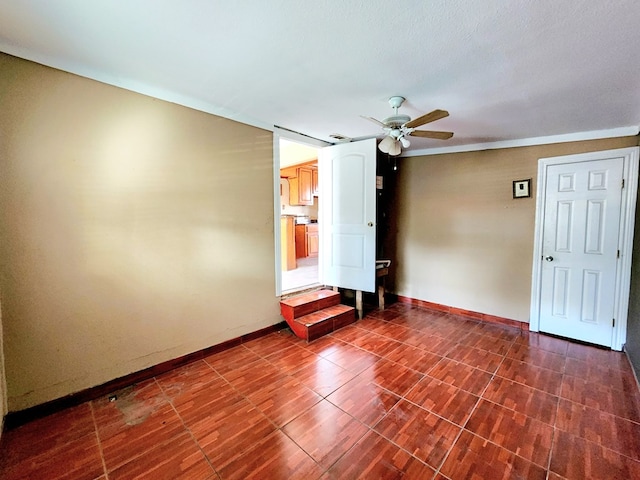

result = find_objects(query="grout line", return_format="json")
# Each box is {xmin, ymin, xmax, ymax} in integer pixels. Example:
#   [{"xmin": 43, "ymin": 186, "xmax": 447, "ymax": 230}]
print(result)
[
  {"xmin": 546, "ymin": 373, "xmax": 562, "ymax": 480},
  {"xmin": 278, "ymin": 399, "xmax": 369, "ymax": 477},
  {"xmin": 165, "ymin": 393, "xmax": 220, "ymax": 477},
  {"xmin": 553, "ymin": 394, "xmax": 640, "ymax": 463},
  {"xmin": 165, "ymin": 317, "xmax": 572, "ymax": 477},
  {"xmin": 432, "ymin": 337, "xmax": 520, "ymax": 477},
  {"xmin": 7, "ymin": 305, "xmax": 640, "ymax": 479},
  {"xmin": 376, "ymin": 324, "xmax": 561, "ymax": 474},
  {"xmin": 175, "ymin": 360, "xmax": 286, "ymax": 475},
  {"xmin": 351, "ymin": 324, "xmax": 521, "ymax": 477},
  {"xmin": 89, "ymin": 401, "xmax": 110, "ymax": 480},
  {"xmin": 208, "ymin": 334, "xmax": 362, "ymax": 477}
]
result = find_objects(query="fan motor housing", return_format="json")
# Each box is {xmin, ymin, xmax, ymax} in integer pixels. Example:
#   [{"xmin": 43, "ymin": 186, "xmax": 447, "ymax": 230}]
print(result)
[{"xmin": 383, "ymin": 114, "xmax": 411, "ymax": 128}]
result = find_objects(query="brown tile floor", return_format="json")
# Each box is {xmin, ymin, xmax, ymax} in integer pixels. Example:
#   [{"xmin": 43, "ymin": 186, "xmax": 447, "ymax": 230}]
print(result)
[{"xmin": 2, "ymin": 303, "xmax": 640, "ymax": 479}]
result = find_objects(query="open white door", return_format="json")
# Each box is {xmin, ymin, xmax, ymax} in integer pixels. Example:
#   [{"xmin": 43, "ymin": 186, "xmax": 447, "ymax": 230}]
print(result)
[{"xmin": 318, "ymin": 139, "xmax": 377, "ymax": 293}]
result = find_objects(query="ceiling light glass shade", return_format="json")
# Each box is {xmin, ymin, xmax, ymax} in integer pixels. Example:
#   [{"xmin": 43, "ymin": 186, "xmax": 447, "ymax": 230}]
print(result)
[
  {"xmin": 388, "ymin": 139, "xmax": 402, "ymax": 156},
  {"xmin": 378, "ymin": 135, "xmax": 394, "ymax": 153},
  {"xmin": 400, "ymin": 136, "xmax": 410, "ymax": 148}
]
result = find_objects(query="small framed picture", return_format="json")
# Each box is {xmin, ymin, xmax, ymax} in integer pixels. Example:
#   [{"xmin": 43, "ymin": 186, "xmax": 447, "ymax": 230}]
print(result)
[{"xmin": 513, "ymin": 179, "xmax": 531, "ymax": 199}]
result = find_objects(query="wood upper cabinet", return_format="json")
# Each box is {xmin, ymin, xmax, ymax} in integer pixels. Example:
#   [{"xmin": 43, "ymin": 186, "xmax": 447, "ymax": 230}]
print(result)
[
  {"xmin": 281, "ymin": 161, "xmax": 318, "ymax": 205},
  {"xmin": 312, "ymin": 167, "xmax": 319, "ymax": 196},
  {"xmin": 288, "ymin": 167, "xmax": 313, "ymax": 205}
]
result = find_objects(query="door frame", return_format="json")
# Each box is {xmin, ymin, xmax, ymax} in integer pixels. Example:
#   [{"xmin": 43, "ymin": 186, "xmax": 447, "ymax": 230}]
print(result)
[
  {"xmin": 529, "ymin": 146, "xmax": 639, "ymax": 350},
  {"xmin": 272, "ymin": 128, "xmax": 329, "ymax": 296}
]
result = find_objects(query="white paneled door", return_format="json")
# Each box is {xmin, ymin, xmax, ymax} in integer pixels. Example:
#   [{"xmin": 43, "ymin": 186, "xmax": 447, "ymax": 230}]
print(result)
[
  {"xmin": 318, "ymin": 139, "xmax": 376, "ymax": 293},
  {"xmin": 538, "ymin": 156, "xmax": 624, "ymax": 346}
]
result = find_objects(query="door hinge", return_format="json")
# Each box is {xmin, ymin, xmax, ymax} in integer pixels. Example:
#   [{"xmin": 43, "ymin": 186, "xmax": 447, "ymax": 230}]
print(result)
[
  {"xmin": 622, "ymin": 178, "xmax": 625, "ymax": 189},
  {"xmin": 617, "ymin": 249, "xmax": 621, "ymax": 259},
  {"xmin": 613, "ymin": 318, "xmax": 616, "ymax": 327}
]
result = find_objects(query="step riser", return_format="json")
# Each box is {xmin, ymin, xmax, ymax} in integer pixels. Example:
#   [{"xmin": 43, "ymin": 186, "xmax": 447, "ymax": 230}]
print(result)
[
  {"xmin": 286, "ymin": 317, "xmax": 308, "ymax": 340},
  {"xmin": 281, "ymin": 298, "xmax": 340, "ymax": 322},
  {"xmin": 307, "ymin": 309, "xmax": 356, "ymax": 341},
  {"xmin": 280, "ymin": 294, "xmax": 341, "ymax": 322},
  {"xmin": 280, "ymin": 289, "xmax": 354, "ymax": 342}
]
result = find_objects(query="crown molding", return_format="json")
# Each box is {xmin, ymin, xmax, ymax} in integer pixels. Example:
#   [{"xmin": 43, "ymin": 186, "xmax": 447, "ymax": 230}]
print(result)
[{"xmin": 403, "ymin": 127, "xmax": 640, "ymax": 157}]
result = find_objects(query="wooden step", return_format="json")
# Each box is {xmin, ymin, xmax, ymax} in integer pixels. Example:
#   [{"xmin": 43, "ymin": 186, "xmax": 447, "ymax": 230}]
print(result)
[
  {"xmin": 280, "ymin": 289, "xmax": 355, "ymax": 341},
  {"xmin": 294, "ymin": 304, "xmax": 356, "ymax": 341},
  {"xmin": 280, "ymin": 289, "xmax": 341, "ymax": 323}
]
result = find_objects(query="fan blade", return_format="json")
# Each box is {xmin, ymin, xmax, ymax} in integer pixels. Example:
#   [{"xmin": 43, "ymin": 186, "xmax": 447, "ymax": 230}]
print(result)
[
  {"xmin": 404, "ymin": 109, "xmax": 449, "ymax": 128},
  {"xmin": 409, "ymin": 130, "xmax": 454, "ymax": 140},
  {"xmin": 360, "ymin": 115, "xmax": 387, "ymax": 127}
]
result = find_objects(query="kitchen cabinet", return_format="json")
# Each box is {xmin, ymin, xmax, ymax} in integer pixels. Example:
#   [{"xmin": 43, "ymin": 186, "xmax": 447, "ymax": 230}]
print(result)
[
  {"xmin": 312, "ymin": 167, "xmax": 319, "ymax": 196},
  {"xmin": 279, "ymin": 165, "xmax": 298, "ymax": 178},
  {"xmin": 281, "ymin": 216, "xmax": 296, "ymax": 271},
  {"xmin": 306, "ymin": 223, "xmax": 319, "ymax": 257},
  {"xmin": 295, "ymin": 225, "xmax": 306, "ymax": 258},
  {"xmin": 295, "ymin": 223, "xmax": 319, "ymax": 258},
  {"xmin": 288, "ymin": 167, "xmax": 314, "ymax": 205}
]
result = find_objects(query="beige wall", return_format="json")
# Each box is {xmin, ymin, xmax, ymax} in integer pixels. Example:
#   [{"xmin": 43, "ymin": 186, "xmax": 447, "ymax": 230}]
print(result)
[
  {"xmin": 393, "ymin": 136, "xmax": 638, "ymax": 322},
  {"xmin": 0, "ymin": 53, "xmax": 279, "ymax": 411},
  {"xmin": 0, "ymin": 301, "xmax": 5, "ymax": 428},
  {"xmin": 625, "ymin": 171, "xmax": 640, "ymax": 377}
]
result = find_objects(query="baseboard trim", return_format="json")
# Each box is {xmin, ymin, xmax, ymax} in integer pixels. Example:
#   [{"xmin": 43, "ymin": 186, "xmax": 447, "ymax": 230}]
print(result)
[
  {"xmin": 625, "ymin": 349, "xmax": 640, "ymax": 393},
  {"xmin": 3, "ymin": 321, "xmax": 287, "ymax": 431},
  {"xmin": 396, "ymin": 295, "xmax": 529, "ymax": 331}
]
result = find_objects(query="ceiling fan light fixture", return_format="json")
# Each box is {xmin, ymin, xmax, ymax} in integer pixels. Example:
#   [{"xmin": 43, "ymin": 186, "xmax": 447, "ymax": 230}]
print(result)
[
  {"xmin": 388, "ymin": 139, "xmax": 402, "ymax": 156},
  {"xmin": 378, "ymin": 135, "xmax": 394, "ymax": 153},
  {"xmin": 365, "ymin": 97, "xmax": 454, "ymax": 154}
]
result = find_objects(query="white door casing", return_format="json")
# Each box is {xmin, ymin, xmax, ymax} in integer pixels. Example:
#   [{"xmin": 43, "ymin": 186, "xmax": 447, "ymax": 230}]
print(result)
[
  {"xmin": 273, "ymin": 129, "xmax": 329, "ymax": 296},
  {"xmin": 318, "ymin": 139, "xmax": 377, "ymax": 293},
  {"xmin": 530, "ymin": 147, "xmax": 639, "ymax": 350}
]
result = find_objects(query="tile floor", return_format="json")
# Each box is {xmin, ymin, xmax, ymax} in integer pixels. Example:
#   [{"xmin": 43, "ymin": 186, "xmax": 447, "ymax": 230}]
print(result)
[
  {"xmin": 1, "ymin": 303, "xmax": 640, "ymax": 479},
  {"xmin": 281, "ymin": 256, "xmax": 319, "ymax": 293}
]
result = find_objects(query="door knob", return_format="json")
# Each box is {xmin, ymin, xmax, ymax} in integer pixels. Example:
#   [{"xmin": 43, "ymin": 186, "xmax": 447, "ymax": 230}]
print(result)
[
  {"xmin": 545, "ymin": 256, "xmax": 554, "ymax": 262},
  {"xmin": 367, "ymin": 222, "xmax": 374, "ymax": 227}
]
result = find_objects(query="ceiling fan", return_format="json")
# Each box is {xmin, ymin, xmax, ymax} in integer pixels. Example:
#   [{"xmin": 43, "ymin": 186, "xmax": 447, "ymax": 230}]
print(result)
[{"xmin": 362, "ymin": 96, "xmax": 454, "ymax": 156}]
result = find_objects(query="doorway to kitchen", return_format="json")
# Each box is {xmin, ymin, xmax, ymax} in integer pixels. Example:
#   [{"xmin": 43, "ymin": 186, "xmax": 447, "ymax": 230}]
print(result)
[{"xmin": 276, "ymin": 135, "xmax": 323, "ymax": 294}]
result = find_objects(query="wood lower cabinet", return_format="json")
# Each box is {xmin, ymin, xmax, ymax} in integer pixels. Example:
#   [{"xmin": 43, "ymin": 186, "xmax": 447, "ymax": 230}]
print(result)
[
  {"xmin": 281, "ymin": 217, "xmax": 296, "ymax": 270},
  {"xmin": 306, "ymin": 224, "xmax": 319, "ymax": 257},
  {"xmin": 295, "ymin": 225, "xmax": 307, "ymax": 259},
  {"xmin": 295, "ymin": 223, "xmax": 319, "ymax": 258}
]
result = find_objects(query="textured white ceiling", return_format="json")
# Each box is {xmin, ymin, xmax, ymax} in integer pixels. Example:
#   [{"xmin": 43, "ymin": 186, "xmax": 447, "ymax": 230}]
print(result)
[{"xmin": 1, "ymin": 0, "xmax": 639, "ymax": 155}]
